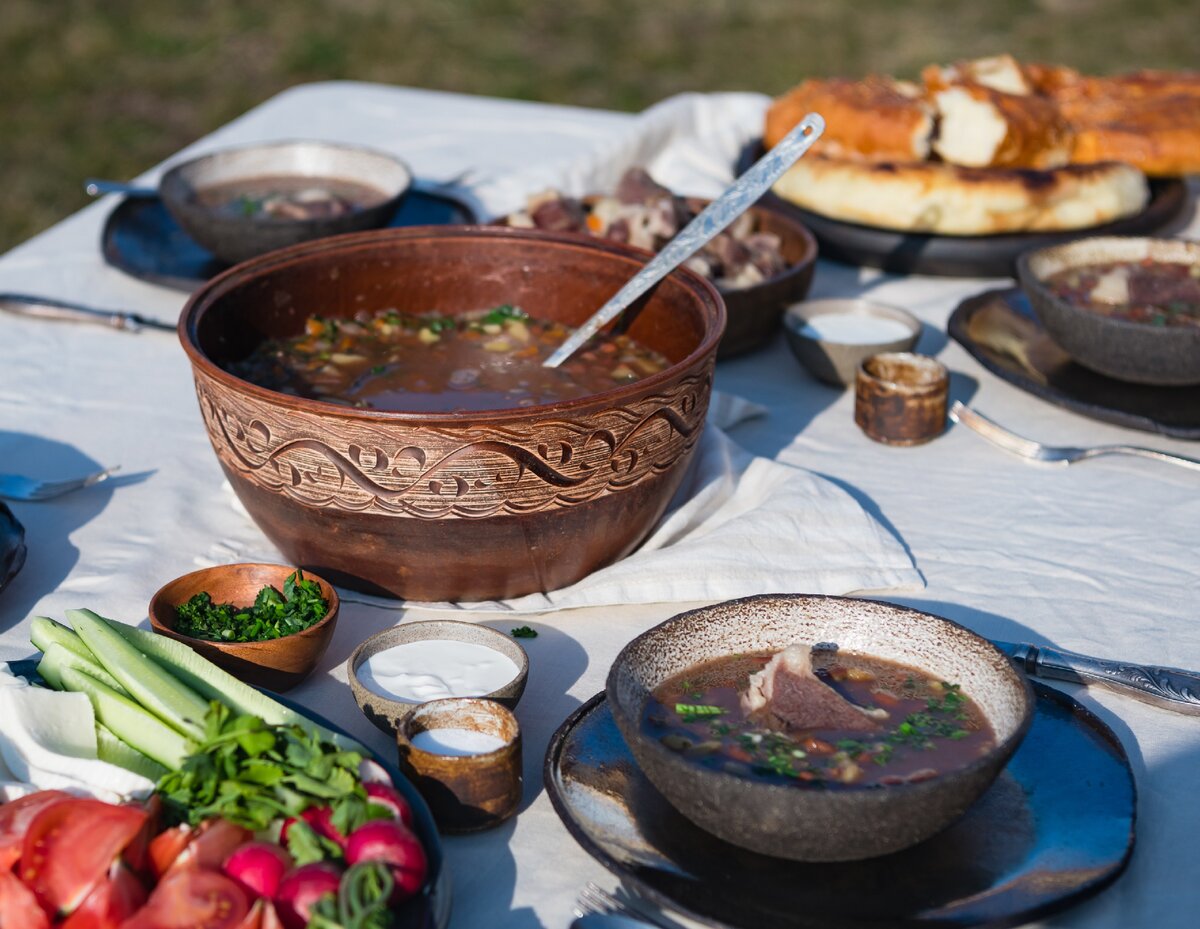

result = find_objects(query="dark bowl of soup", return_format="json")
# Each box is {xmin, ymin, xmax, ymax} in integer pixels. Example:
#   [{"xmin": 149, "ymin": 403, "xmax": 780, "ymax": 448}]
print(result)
[
  {"xmin": 159, "ymin": 140, "xmax": 413, "ymax": 264},
  {"xmin": 1017, "ymin": 236, "xmax": 1200, "ymax": 386},
  {"xmin": 179, "ymin": 225, "xmax": 725, "ymax": 602},
  {"xmin": 606, "ymin": 594, "xmax": 1034, "ymax": 862}
]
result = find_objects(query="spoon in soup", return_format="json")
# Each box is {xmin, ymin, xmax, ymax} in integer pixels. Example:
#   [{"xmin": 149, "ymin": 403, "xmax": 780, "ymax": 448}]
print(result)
[{"xmin": 542, "ymin": 113, "xmax": 825, "ymax": 369}]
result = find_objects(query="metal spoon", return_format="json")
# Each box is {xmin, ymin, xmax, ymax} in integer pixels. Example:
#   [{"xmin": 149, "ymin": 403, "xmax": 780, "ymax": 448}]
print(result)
[
  {"xmin": 84, "ymin": 178, "xmax": 157, "ymax": 198},
  {"xmin": 542, "ymin": 112, "xmax": 825, "ymax": 369}
]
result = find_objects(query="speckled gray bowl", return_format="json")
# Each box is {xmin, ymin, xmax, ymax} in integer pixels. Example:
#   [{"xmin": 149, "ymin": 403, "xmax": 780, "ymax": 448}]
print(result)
[
  {"xmin": 783, "ymin": 299, "xmax": 921, "ymax": 387},
  {"xmin": 348, "ymin": 620, "xmax": 529, "ymax": 735},
  {"xmin": 606, "ymin": 594, "xmax": 1034, "ymax": 862},
  {"xmin": 1017, "ymin": 236, "xmax": 1200, "ymax": 386}
]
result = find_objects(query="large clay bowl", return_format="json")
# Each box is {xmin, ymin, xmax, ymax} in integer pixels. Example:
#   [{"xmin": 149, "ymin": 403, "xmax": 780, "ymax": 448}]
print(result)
[
  {"xmin": 179, "ymin": 226, "xmax": 725, "ymax": 602},
  {"xmin": 160, "ymin": 140, "xmax": 413, "ymax": 265},
  {"xmin": 148, "ymin": 562, "xmax": 339, "ymax": 691},
  {"xmin": 607, "ymin": 594, "xmax": 1034, "ymax": 862},
  {"xmin": 1017, "ymin": 236, "xmax": 1200, "ymax": 386}
]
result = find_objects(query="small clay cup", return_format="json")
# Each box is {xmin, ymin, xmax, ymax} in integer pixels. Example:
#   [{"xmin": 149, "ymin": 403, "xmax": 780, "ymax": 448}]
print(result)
[
  {"xmin": 347, "ymin": 620, "xmax": 529, "ymax": 735},
  {"xmin": 148, "ymin": 562, "xmax": 339, "ymax": 691},
  {"xmin": 395, "ymin": 697, "xmax": 522, "ymax": 833},
  {"xmin": 854, "ymin": 352, "xmax": 949, "ymax": 446}
]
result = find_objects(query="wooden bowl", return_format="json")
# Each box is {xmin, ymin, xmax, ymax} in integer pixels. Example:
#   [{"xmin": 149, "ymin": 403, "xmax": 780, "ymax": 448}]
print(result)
[
  {"xmin": 607, "ymin": 594, "xmax": 1034, "ymax": 862},
  {"xmin": 178, "ymin": 225, "xmax": 725, "ymax": 602},
  {"xmin": 148, "ymin": 562, "xmax": 339, "ymax": 691}
]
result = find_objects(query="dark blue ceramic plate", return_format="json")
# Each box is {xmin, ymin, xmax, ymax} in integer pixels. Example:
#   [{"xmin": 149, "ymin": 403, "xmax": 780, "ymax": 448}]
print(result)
[
  {"xmin": 101, "ymin": 189, "xmax": 480, "ymax": 293},
  {"xmin": 5, "ymin": 658, "xmax": 450, "ymax": 929},
  {"xmin": 0, "ymin": 503, "xmax": 27, "ymax": 596},
  {"xmin": 545, "ymin": 683, "xmax": 1135, "ymax": 929},
  {"xmin": 948, "ymin": 287, "xmax": 1200, "ymax": 440}
]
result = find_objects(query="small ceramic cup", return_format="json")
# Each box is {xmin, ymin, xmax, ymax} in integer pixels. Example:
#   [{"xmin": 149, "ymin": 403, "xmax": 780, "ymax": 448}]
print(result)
[
  {"xmin": 854, "ymin": 352, "xmax": 949, "ymax": 446},
  {"xmin": 395, "ymin": 697, "xmax": 522, "ymax": 834}
]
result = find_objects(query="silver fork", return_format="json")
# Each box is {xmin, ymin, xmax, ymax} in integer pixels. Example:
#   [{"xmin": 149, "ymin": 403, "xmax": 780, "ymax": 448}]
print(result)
[
  {"xmin": 949, "ymin": 402, "xmax": 1200, "ymax": 472},
  {"xmin": 574, "ymin": 882, "xmax": 675, "ymax": 929},
  {"xmin": 0, "ymin": 466, "xmax": 120, "ymax": 501}
]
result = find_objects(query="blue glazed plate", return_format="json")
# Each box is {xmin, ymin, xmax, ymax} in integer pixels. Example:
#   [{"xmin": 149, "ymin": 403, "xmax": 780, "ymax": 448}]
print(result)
[{"xmin": 545, "ymin": 682, "xmax": 1135, "ymax": 929}]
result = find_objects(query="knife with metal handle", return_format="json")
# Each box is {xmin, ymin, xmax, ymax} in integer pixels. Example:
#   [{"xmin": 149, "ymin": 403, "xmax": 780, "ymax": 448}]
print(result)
[
  {"xmin": 0, "ymin": 294, "xmax": 175, "ymax": 333},
  {"xmin": 993, "ymin": 639, "xmax": 1200, "ymax": 715}
]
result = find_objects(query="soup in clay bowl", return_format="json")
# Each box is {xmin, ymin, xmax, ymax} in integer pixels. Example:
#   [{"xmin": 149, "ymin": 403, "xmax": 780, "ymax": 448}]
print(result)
[
  {"xmin": 607, "ymin": 594, "xmax": 1034, "ymax": 862},
  {"xmin": 179, "ymin": 225, "xmax": 724, "ymax": 602}
]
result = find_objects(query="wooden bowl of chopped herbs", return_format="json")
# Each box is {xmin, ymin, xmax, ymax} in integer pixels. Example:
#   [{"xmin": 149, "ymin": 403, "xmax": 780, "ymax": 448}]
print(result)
[{"xmin": 148, "ymin": 562, "xmax": 339, "ymax": 691}]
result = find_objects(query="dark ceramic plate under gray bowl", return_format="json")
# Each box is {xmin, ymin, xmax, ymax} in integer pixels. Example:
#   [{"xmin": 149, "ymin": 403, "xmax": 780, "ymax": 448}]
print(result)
[
  {"xmin": 1016, "ymin": 236, "xmax": 1200, "ymax": 386},
  {"xmin": 607, "ymin": 594, "xmax": 1034, "ymax": 862},
  {"xmin": 948, "ymin": 288, "xmax": 1200, "ymax": 439},
  {"xmin": 545, "ymin": 683, "xmax": 1134, "ymax": 929},
  {"xmin": 102, "ymin": 188, "xmax": 478, "ymax": 293},
  {"xmin": 347, "ymin": 620, "xmax": 529, "ymax": 735}
]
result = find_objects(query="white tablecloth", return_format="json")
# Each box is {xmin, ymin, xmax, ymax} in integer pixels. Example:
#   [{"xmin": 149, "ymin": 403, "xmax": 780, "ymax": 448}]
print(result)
[{"xmin": 1, "ymin": 82, "xmax": 1198, "ymax": 929}]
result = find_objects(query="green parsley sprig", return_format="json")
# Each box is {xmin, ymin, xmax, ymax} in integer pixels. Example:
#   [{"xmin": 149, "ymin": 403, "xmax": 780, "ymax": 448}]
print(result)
[{"xmin": 174, "ymin": 570, "xmax": 328, "ymax": 643}]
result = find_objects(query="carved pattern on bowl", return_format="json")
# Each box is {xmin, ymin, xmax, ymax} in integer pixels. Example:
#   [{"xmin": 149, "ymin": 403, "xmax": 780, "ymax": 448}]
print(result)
[{"xmin": 194, "ymin": 368, "xmax": 711, "ymax": 518}]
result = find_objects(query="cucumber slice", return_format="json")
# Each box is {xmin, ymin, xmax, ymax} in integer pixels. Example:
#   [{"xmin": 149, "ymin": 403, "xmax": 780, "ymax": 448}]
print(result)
[
  {"xmin": 30, "ymin": 616, "xmax": 94, "ymax": 661},
  {"xmin": 37, "ymin": 641, "xmax": 129, "ymax": 696},
  {"xmin": 67, "ymin": 609, "xmax": 209, "ymax": 740},
  {"xmin": 95, "ymin": 724, "xmax": 169, "ymax": 781},
  {"xmin": 59, "ymin": 666, "xmax": 194, "ymax": 770},
  {"xmin": 105, "ymin": 616, "xmax": 360, "ymax": 750}
]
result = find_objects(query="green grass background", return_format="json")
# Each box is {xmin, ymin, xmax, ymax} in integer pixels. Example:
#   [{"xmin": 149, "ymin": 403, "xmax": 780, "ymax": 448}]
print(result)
[{"xmin": 2, "ymin": 0, "xmax": 1195, "ymax": 253}]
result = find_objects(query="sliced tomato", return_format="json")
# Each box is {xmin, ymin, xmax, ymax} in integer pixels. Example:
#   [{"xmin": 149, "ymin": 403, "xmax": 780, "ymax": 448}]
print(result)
[
  {"xmin": 147, "ymin": 827, "xmax": 193, "ymax": 879},
  {"xmin": 0, "ymin": 869, "xmax": 50, "ymax": 929},
  {"xmin": 168, "ymin": 820, "xmax": 252, "ymax": 875},
  {"xmin": 118, "ymin": 868, "xmax": 250, "ymax": 929},
  {"xmin": 60, "ymin": 862, "xmax": 147, "ymax": 929},
  {"xmin": 230, "ymin": 897, "xmax": 284, "ymax": 929},
  {"xmin": 122, "ymin": 796, "xmax": 163, "ymax": 876},
  {"xmin": 0, "ymin": 792, "xmax": 71, "ymax": 872},
  {"xmin": 19, "ymin": 798, "xmax": 148, "ymax": 916}
]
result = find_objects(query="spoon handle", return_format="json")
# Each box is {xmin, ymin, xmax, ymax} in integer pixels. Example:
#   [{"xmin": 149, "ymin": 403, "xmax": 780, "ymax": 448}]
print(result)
[
  {"xmin": 84, "ymin": 178, "xmax": 158, "ymax": 198},
  {"xmin": 542, "ymin": 113, "xmax": 825, "ymax": 369}
]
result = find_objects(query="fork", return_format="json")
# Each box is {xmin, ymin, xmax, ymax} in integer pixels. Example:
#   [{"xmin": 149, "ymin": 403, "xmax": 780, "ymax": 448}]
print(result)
[
  {"xmin": 574, "ymin": 882, "xmax": 675, "ymax": 929},
  {"xmin": 0, "ymin": 466, "xmax": 120, "ymax": 501},
  {"xmin": 949, "ymin": 402, "xmax": 1200, "ymax": 473}
]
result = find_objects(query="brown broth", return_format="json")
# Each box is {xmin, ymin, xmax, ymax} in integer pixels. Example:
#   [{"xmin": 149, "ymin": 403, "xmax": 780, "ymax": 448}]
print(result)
[
  {"xmin": 1045, "ymin": 259, "xmax": 1200, "ymax": 328},
  {"xmin": 196, "ymin": 176, "xmax": 389, "ymax": 220},
  {"xmin": 643, "ymin": 650, "xmax": 996, "ymax": 788},
  {"xmin": 227, "ymin": 305, "xmax": 671, "ymax": 413}
]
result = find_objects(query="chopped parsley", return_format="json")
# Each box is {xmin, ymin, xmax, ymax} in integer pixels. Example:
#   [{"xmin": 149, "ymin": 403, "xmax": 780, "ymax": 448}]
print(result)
[
  {"xmin": 510, "ymin": 625, "xmax": 538, "ymax": 639},
  {"xmin": 174, "ymin": 570, "xmax": 329, "ymax": 643}
]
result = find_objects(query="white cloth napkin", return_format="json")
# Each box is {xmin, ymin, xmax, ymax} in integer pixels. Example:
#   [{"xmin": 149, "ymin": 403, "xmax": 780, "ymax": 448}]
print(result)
[{"xmin": 335, "ymin": 390, "xmax": 923, "ymax": 614}]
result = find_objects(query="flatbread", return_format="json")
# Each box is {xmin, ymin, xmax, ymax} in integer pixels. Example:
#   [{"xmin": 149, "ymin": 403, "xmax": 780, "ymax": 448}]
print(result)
[{"xmin": 772, "ymin": 155, "xmax": 1149, "ymax": 236}]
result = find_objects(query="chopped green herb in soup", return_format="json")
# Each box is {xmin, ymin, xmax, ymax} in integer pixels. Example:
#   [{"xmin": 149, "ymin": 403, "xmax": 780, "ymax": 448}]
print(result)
[
  {"xmin": 643, "ymin": 646, "xmax": 996, "ymax": 787},
  {"xmin": 196, "ymin": 176, "xmax": 388, "ymax": 221},
  {"xmin": 1044, "ymin": 258, "xmax": 1200, "ymax": 328},
  {"xmin": 228, "ymin": 305, "xmax": 671, "ymax": 413}
]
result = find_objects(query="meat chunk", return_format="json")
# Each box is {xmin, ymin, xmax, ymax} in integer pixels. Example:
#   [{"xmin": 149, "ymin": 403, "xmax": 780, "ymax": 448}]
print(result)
[{"xmin": 741, "ymin": 645, "xmax": 888, "ymax": 732}]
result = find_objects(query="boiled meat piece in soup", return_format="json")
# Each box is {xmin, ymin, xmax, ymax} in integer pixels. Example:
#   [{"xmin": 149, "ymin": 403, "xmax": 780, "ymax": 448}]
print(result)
[{"xmin": 741, "ymin": 644, "xmax": 889, "ymax": 732}]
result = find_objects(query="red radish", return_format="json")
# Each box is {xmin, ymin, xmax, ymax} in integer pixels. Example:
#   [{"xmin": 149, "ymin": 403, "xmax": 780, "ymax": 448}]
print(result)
[
  {"xmin": 344, "ymin": 820, "xmax": 427, "ymax": 902},
  {"xmin": 357, "ymin": 759, "xmax": 392, "ymax": 786},
  {"xmin": 273, "ymin": 862, "xmax": 342, "ymax": 929},
  {"xmin": 280, "ymin": 806, "xmax": 343, "ymax": 849},
  {"xmin": 223, "ymin": 842, "xmax": 293, "ymax": 899},
  {"xmin": 364, "ymin": 783, "xmax": 414, "ymax": 828}
]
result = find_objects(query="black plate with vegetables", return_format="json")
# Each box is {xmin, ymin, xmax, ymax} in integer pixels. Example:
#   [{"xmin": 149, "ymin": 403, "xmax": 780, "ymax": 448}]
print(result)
[{"xmin": 0, "ymin": 502, "xmax": 26, "ymax": 596}]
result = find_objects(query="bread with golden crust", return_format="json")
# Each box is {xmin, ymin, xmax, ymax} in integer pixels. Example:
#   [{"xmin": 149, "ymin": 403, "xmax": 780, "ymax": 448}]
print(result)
[
  {"xmin": 771, "ymin": 155, "xmax": 1149, "ymax": 235},
  {"xmin": 764, "ymin": 76, "xmax": 934, "ymax": 162},
  {"xmin": 931, "ymin": 82, "xmax": 1073, "ymax": 169}
]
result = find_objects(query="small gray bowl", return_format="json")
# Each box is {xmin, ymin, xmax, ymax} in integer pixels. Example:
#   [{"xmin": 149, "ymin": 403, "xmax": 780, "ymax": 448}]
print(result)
[
  {"xmin": 606, "ymin": 594, "xmax": 1033, "ymax": 862},
  {"xmin": 160, "ymin": 139, "xmax": 412, "ymax": 265},
  {"xmin": 348, "ymin": 620, "xmax": 529, "ymax": 735},
  {"xmin": 1017, "ymin": 236, "xmax": 1200, "ymax": 386},
  {"xmin": 783, "ymin": 299, "xmax": 921, "ymax": 387}
]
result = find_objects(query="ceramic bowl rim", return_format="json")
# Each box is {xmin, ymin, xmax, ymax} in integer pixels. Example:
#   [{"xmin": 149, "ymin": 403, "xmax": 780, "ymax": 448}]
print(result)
[
  {"xmin": 782, "ymin": 298, "xmax": 922, "ymax": 348},
  {"xmin": 1015, "ymin": 235, "xmax": 1200, "ymax": 339},
  {"xmin": 607, "ymin": 593, "xmax": 1035, "ymax": 801},
  {"xmin": 348, "ymin": 619, "xmax": 530, "ymax": 713},
  {"xmin": 177, "ymin": 225, "xmax": 727, "ymax": 425},
  {"xmin": 158, "ymin": 138, "xmax": 414, "ymax": 227},
  {"xmin": 147, "ymin": 561, "xmax": 340, "ymax": 654}
]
